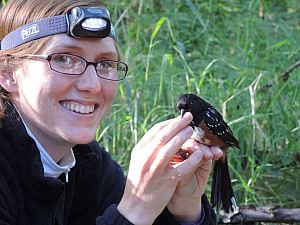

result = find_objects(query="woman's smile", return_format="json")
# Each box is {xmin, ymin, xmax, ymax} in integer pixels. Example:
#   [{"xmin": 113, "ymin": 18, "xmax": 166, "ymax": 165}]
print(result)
[{"xmin": 60, "ymin": 101, "xmax": 97, "ymax": 114}]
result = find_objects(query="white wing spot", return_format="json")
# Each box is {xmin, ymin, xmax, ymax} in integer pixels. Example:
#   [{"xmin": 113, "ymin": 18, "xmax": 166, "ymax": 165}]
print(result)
[{"xmin": 208, "ymin": 108, "xmax": 216, "ymax": 114}]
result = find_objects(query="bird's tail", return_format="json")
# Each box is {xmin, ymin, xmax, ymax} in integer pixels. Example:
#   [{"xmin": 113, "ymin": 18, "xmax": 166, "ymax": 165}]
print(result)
[{"xmin": 211, "ymin": 151, "xmax": 237, "ymax": 213}]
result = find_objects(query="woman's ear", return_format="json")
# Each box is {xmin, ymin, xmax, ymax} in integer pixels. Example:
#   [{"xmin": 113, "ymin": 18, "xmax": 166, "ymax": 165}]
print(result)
[{"xmin": 0, "ymin": 68, "xmax": 19, "ymax": 93}]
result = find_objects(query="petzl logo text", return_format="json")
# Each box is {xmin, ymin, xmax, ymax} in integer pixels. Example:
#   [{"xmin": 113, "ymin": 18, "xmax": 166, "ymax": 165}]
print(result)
[{"xmin": 21, "ymin": 24, "xmax": 40, "ymax": 40}]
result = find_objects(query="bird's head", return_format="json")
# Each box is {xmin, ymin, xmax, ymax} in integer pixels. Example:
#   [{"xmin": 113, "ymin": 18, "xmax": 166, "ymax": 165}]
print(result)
[
  {"xmin": 177, "ymin": 93, "xmax": 211, "ymax": 117},
  {"xmin": 177, "ymin": 94, "xmax": 197, "ymax": 117}
]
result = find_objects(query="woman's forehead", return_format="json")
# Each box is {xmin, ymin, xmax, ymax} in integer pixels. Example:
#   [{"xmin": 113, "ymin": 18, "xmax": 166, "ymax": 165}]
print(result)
[{"xmin": 40, "ymin": 34, "xmax": 118, "ymax": 57}]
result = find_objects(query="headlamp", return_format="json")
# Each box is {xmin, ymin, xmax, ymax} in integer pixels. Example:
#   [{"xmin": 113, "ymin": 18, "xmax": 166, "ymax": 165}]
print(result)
[
  {"xmin": 67, "ymin": 7, "xmax": 113, "ymax": 38},
  {"xmin": 0, "ymin": 6, "xmax": 116, "ymax": 50}
]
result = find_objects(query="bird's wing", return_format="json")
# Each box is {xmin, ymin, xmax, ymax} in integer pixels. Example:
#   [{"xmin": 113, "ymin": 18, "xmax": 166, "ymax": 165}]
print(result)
[{"xmin": 203, "ymin": 108, "xmax": 239, "ymax": 148}]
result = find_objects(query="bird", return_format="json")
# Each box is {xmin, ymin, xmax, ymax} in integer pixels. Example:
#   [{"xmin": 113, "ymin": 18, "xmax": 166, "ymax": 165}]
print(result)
[{"xmin": 176, "ymin": 93, "xmax": 240, "ymax": 213}]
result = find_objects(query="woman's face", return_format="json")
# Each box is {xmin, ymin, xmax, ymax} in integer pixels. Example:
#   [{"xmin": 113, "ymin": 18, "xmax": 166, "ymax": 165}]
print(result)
[{"xmin": 11, "ymin": 34, "xmax": 119, "ymax": 152}]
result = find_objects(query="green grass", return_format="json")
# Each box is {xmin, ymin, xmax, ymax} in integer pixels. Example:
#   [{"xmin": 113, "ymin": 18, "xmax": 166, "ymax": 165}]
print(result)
[
  {"xmin": 1, "ymin": 0, "xmax": 299, "ymax": 211},
  {"xmin": 104, "ymin": 0, "xmax": 300, "ymax": 209}
]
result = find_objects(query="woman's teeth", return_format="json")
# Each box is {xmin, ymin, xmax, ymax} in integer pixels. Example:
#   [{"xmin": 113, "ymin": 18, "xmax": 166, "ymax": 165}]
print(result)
[{"xmin": 62, "ymin": 103, "xmax": 95, "ymax": 114}]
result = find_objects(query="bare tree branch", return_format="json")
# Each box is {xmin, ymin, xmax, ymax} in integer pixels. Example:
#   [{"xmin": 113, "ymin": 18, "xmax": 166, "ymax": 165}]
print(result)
[
  {"xmin": 279, "ymin": 59, "xmax": 300, "ymax": 78},
  {"xmin": 218, "ymin": 206, "xmax": 300, "ymax": 224}
]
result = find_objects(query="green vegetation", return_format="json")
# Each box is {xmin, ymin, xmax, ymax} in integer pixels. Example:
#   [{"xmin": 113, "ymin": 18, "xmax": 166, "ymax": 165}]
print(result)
[
  {"xmin": 104, "ymin": 0, "xmax": 300, "ymax": 209},
  {"xmin": 1, "ymin": 0, "xmax": 299, "ymax": 211}
]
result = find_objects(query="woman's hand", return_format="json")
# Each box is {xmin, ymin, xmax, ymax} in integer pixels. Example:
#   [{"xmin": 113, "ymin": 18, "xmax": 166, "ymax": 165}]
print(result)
[
  {"xmin": 117, "ymin": 112, "xmax": 223, "ymax": 224},
  {"xmin": 118, "ymin": 112, "xmax": 205, "ymax": 225},
  {"xmin": 167, "ymin": 142, "xmax": 223, "ymax": 223}
]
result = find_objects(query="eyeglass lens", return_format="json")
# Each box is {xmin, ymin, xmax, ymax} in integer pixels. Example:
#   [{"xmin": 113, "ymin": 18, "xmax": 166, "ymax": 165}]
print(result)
[{"xmin": 49, "ymin": 53, "xmax": 127, "ymax": 80}]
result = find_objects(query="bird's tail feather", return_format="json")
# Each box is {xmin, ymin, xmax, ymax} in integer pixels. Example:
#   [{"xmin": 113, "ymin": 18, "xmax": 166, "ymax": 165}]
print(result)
[{"xmin": 211, "ymin": 153, "xmax": 237, "ymax": 213}]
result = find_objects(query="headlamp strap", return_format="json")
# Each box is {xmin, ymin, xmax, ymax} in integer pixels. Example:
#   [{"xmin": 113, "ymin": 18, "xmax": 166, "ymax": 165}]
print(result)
[{"xmin": 1, "ymin": 15, "xmax": 67, "ymax": 50}]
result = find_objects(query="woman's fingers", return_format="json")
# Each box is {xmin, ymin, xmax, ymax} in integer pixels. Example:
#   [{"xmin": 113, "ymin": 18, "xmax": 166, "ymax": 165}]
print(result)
[
  {"xmin": 210, "ymin": 146, "xmax": 223, "ymax": 160},
  {"xmin": 178, "ymin": 139, "xmax": 224, "ymax": 161},
  {"xmin": 152, "ymin": 126, "xmax": 193, "ymax": 169},
  {"xmin": 134, "ymin": 112, "xmax": 193, "ymax": 166}
]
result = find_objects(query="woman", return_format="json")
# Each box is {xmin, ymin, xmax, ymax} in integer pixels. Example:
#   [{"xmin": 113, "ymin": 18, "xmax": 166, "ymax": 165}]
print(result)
[{"xmin": 0, "ymin": 0, "xmax": 223, "ymax": 224}]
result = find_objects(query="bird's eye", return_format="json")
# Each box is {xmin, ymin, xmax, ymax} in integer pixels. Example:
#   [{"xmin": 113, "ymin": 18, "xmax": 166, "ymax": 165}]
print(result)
[{"xmin": 189, "ymin": 102, "xmax": 193, "ymax": 107}]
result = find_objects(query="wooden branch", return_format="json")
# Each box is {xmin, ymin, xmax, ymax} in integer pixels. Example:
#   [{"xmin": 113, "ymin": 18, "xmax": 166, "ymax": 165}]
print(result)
[
  {"xmin": 260, "ymin": 59, "xmax": 300, "ymax": 91},
  {"xmin": 218, "ymin": 206, "xmax": 300, "ymax": 224},
  {"xmin": 279, "ymin": 59, "xmax": 300, "ymax": 78}
]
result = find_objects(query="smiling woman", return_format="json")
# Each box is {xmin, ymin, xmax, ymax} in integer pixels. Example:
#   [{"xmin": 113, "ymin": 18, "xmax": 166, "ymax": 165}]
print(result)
[
  {"xmin": 5, "ymin": 34, "xmax": 120, "ymax": 162},
  {"xmin": 0, "ymin": 0, "xmax": 222, "ymax": 224}
]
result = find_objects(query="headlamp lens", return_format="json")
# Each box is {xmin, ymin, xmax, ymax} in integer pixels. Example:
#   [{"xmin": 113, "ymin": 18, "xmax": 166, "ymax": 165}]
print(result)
[{"xmin": 82, "ymin": 18, "xmax": 107, "ymax": 31}]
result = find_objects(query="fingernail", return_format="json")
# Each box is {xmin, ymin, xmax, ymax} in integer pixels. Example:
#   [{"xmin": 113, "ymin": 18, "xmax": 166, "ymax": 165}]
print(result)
[
  {"xmin": 183, "ymin": 126, "xmax": 193, "ymax": 135},
  {"xmin": 214, "ymin": 147, "xmax": 223, "ymax": 155},
  {"xmin": 182, "ymin": 112, "xmax": 192, "ymax": 121},
  {"xmin": 217, "ymin": 148, "xmax": 223, "ymax": 154},
  {"xmin": 205, "ymin": 148, "xmax": 213, "ymax": 158}
]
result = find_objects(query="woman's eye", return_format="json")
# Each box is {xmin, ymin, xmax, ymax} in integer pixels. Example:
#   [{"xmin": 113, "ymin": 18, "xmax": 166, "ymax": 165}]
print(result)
[
  {"xmin": 97, "ymin": 61, "xmax": 116, "ymax": 69},
  {"xmin": 98, "ymin": 61, "xmax": 109, "ymax": 69},
  {"xmin": 54, "ymin": 55, "xmax": 74, "ymax": 64},
  {"xmin": 51, "ymin": 54, "xmax": 81, "ymax": 69}
]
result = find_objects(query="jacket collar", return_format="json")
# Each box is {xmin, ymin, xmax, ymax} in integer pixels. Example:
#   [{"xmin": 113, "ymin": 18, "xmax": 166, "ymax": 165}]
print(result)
[{"xmin": 2, "ymin": 101, "xmax": 99, "ymax": 178}]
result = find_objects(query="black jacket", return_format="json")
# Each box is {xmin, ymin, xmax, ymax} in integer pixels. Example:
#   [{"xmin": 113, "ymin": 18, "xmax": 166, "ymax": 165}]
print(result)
[{"xmin": 0, "ymin": 103, "xmax": 216, "ymax": 225}]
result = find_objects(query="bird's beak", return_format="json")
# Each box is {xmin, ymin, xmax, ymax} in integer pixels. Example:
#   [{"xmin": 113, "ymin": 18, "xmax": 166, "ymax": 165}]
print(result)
[{"xmin": 180, "ymin": 109, "xmax": 185, "ymax": 118}]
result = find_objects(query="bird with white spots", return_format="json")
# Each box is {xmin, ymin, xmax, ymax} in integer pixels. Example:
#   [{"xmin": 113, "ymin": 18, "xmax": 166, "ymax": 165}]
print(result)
[{"xmin": 176, "ymin": 93, "xmax": 240, "ymax": 213}]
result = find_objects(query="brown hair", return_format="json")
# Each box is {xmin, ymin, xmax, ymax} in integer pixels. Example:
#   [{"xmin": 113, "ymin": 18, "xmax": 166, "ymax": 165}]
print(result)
[{"xmin": 0, "ymin": 0, "xmax": 109, "ymax": 120}]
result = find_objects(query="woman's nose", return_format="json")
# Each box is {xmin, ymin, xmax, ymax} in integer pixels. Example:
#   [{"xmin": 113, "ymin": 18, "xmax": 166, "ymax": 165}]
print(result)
[{"xmin": 74, "ymin": 64, "xmax": 102, "ymax": 94}]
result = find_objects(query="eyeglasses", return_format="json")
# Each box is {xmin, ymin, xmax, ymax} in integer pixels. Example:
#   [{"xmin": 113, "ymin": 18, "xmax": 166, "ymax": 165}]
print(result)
[{"xmin": 25, "ymin": 53, "xmax": 128, "ymax": 81}]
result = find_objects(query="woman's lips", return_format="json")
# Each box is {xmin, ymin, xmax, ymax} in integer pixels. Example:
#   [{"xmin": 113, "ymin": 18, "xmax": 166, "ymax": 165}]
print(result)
[{"xmin": 60, "ymin": 101, "xmax": 96, "ymax": 114}]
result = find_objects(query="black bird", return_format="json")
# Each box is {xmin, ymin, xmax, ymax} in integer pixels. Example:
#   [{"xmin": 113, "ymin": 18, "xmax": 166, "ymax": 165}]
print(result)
[{"xmin": 177, "ymin": 93, "xmax": 240, "ymax": 213}]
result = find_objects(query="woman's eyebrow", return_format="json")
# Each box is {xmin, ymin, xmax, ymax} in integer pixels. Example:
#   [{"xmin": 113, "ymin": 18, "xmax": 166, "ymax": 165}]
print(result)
[
  {"xmin": 97, "ymin": 52, "xmax": 119, "ymax": 59},
  {"xmin": 48, "ymin": 44, "xmax": 84, "ymax": 53},
  {"xmin": 47, "ymin": 44, "xmax": 118, "ymax": 59}
]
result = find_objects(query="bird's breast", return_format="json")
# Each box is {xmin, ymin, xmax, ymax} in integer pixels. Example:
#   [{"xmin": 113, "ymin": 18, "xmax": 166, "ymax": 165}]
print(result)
[
  {"xmin": 191, "ymin": 126, "xmax": 211, "ymax": 145},
  {"xmin": 191, "ymin": 120, "xmax": 227, "ymax": 148}
]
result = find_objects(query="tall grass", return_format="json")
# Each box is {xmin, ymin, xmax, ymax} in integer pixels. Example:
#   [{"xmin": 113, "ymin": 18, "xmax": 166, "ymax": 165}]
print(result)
[
  {"xmin": 1, "ymin": 0, "xmax": 299, "ymax": 210},
  {"xmin": 104, "ymin": 0, "xmax": 300, "ymax": 209}
]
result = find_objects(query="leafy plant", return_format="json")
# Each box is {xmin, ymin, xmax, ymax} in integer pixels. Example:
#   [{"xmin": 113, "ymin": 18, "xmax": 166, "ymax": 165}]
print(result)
[{"xmin": 103, "ymin": 0, "xmax": 300, "ymax": 208}]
